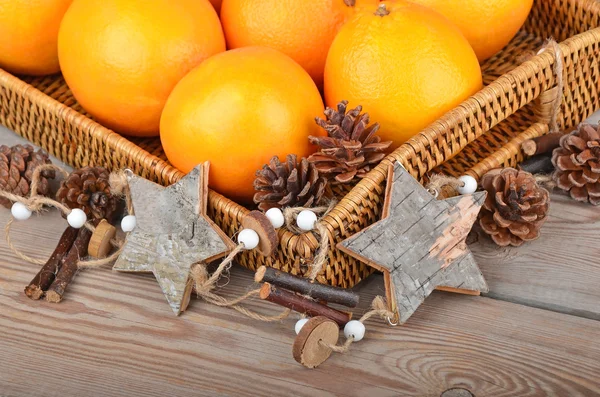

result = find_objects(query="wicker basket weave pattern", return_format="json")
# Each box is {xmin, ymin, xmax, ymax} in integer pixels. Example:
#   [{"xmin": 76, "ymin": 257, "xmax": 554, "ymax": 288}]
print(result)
[{"xmin": 1, "ymin": 0, "xmax": 599, "ymax": 287}]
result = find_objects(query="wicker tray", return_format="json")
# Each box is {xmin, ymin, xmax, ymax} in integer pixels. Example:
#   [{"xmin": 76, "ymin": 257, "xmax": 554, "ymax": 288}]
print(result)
[{"xmin": 1, "ymin": 0, "xmax": 599, "ymax": 288}]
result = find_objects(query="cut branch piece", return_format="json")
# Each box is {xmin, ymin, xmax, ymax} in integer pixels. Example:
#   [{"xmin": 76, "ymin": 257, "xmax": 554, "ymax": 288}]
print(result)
[
  {"xmin": 259, "ymin": 283, "xmax": 352, "ymax": 327},
  {"xmin": 521, "ymin": 133, "xmax": 564, "ymax": 156},
  {"xmin": 241, "ymin": 212, "xmax": 277, "ymax": 256},
  {"xmin": 255, "ymin": 266, "xmax": 359, "ymax": 307},
  {"xmin": 45, "ymin": 226, "xmax": 93, "ymax": 303},
  {"xmin": 292, "ymin": 316, "xmax": 339, "ymax": 368},
  {"xmin": 88, "ymin": 219, "xmax": 117, "ymax": 258},
  {"xmin": 24, "ymin": 226, "xmax": 79, "ymax": 300}
]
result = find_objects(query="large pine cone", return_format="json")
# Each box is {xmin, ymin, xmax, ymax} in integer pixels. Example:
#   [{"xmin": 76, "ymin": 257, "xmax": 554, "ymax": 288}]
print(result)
[
  {"xmin": 479, "ymin": 168, "xmax": 550, "ymax": 247},
  {"xmin": 551, "ymin": 123, "xmax": 600, "ymax": 205},
  {"xmin": 308, "ymin": 100, "xmax": 392, "ymax": 184},
  {"xmin": 254, "ymin": 154, "xmax": 326, "ymax": 211},
  {"xmin": 0, "ymin": 144, "xmax": 55, "ymax": 208},
  {"xmin": 56, "ymin": 167, "xmax": 117, "ymax": 221}
]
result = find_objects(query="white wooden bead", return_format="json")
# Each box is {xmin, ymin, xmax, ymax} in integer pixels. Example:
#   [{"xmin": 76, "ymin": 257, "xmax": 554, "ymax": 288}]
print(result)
[
  {"xmin": 11, "ymin": 202, "xmax": 32, "ymax": 221},
  {"xmin": 296, "ymin": 210, "xmax": 317, "ymax": 231},
  {"xmin": 238, "ymin": 228, "xmax": 259, "ymax": 250},
  {"xmin": 457, "ymin": 175, "xmax": 478, "ymax": 195},
  {"xmin": 121, "ymin": 215, "xmax": 137, "ymax": 232},
  {"xmin": 343, "ymin": 320, "xmax": 366, "ymax": 342},
  {"xmin": 295, "ymin": 318, "xmax": 309, "ymax": 335},
  {"xmin": 265, "ymin": 208, "xmax": 285, "ymax": 229},
  {"xmin": 67, "ymin": 208, "xmax": 87, "ymax": 229}
]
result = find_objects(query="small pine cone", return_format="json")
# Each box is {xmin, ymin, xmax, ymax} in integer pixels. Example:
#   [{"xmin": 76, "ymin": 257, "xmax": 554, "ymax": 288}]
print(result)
[
  {"xmin": 308, "ymin": 100, "xmax": 392, "ymax": 184},
  {"xmin": 56, "ymin": 167, "xmax": 117, "ymax": 221},
  {"xmin": 551, "ymin": 123, "xmax": 600, "ymax": 205},
  {"xmin": 479, "ymin": 168, "xmax": 550, "ymax": 247},
  {"xmin": 254, "ymin": 154, "xmax": 326, "ymax": 211},
  {"xmin": 0, "ymin": 144, "xmax": 55, "ymax": 208}
]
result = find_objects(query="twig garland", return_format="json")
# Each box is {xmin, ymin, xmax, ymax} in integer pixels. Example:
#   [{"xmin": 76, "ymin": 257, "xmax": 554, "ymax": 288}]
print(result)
[
  {"xmin": 2, "ymin": 162, "xmax": 399, "ymax": 368},
  {"xmin": 0, "ymin": 164, "xmax": 134, "ymax": 302},
  {"xmin": 0, "ymin": 165, "xmax": 131, "ymax": 269}
]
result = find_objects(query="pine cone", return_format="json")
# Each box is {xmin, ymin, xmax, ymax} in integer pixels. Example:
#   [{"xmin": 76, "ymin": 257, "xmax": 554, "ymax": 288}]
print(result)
[
  {"xmin": 551, "ymin": 123, "xmax": 600, "ymax": 205},
  {"xmin": 479, "ymin": 168, "xmax": 550, "ymax": 247},
  {"xmin": 0, "ymin": 144, "xmax": 55, "ymax": 208},
  {"xmin": 56, "ymin": 167, "xmax": 117, "ymax": 221},
  {"xmin": 308, "ymin": 100, "xmax": 392, "ymax": 184},
  {"xmin": 254, "ymin": 154, "xmax": 326, "ymax": 211}
]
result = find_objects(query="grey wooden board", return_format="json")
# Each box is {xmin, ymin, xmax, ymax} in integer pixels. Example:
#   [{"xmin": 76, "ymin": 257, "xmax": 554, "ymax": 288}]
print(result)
[
  {"xmin": 471, "ymin": 193, "xmax": 600, "ymax": 319},
  {"xmin": 339, "ymin": 163, "xmax": 488, "ymax": 324},
  {"xmin": 0, "ymin": 211, "xmax": 599, "ymax": 396}
]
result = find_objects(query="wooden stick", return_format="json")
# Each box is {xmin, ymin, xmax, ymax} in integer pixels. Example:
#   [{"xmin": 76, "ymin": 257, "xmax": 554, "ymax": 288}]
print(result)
[
  {"xmin": 24, "ymin": 227, "xmax": 79, "ymax": 300},
  {"xmin": 521, "ymin": 133, "xmax": 563, "ymax": 156},
  {"xmin": 255, "ymin": 266, "xmax": 359, "ymax": 307},
  {"xmin": 521, "ymin": 140, "xmax": 538, "ymax": 156},
  {"xmin": 259, "ymin": 283, "xmax": 352, "ymax": 327},
  {"xmin": 45, "ymin": 226, "xmax": 93, "ymax": 303},
  {"xmin": 519, "ymin": 154, "xmax": 555, "ymax": 174}
]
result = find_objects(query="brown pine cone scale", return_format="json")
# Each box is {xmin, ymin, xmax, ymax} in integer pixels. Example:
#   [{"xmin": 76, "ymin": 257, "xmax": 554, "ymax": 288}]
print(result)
[
  {"xmin": 479, "ymin": 168, "xmax": 549, "ymax": 247},
  {"xmin": 56, "ymin": 167, "xmax": 116, "ymax": 221},
  {"xmin": 0, "ymin": 144, "xmax": 55, "ymax": 208},
  {"xmin": 552, "ymin": 123, "xmax": 600, "ymax": 205},
  {"xmin": 308, "ymin": 100, "xmax": 391, "ymax": 184},
  {"xmin": 254, "ymin": 154, "xmax": 326, "ymax": 211}
]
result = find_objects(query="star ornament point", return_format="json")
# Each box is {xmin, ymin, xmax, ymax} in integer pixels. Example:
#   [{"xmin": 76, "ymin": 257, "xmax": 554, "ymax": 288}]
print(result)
[
  {"xmin": 113, "ymin": 163, "xmax": 235, "ymax": 315},
  {"xmin": 338, "ymin": 162, "xmax": 488, "ymax": 324}
]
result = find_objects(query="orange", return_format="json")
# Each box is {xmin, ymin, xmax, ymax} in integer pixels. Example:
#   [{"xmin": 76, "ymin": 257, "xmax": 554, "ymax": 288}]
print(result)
[
  {"xmin": 58, "ymin": 0, "xmax": 225, "ymax": 137},
  {"xmin": 209, "ymin": 0, "xmax": 222, "ymax": 13},
  {"xmin": 0, "ymin": 0, "xmax": 73, "ymax": 75},
  {"xmin": 160, "ymin": 47, "xmax": 325, "ymax": 203},
  {"xmin": 324, "ymin": 1, "xmax": 482, "ymax": 148},
  {"xmin": 408, "ymin": 0, "xmax": 534, "ymax": 61},
  {"xmin": 220, "ymin": 0, "xmax": 378, "ymax": 87}
]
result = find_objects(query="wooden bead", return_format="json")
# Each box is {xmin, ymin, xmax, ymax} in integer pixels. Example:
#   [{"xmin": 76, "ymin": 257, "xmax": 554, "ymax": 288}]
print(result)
[
  {"xmin": 67, "ymin": 208, "xmax": 87, "ymax": 229},
  {"xmin": 88, "ymin": 219, "xmax": 116, "ymax": 258},
  {"xmin": 11, "ymin": 202, "xmax": 32, "ymax": 221},
  {"xmin": 292, "ymin": 316, "xmax": 339, "ymax": 368},
  {"xmin": 241, "ymin": 210, "xmax": 278, "ymax": 256}
]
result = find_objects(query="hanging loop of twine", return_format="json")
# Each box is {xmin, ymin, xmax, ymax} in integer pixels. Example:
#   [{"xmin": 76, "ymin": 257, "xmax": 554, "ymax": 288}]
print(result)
[
  {"xmin": 191, "ymin": 243, "xmax": 292, "ymax": 322},
  {"xmin": 537, "ymin": 39, "xmax": 564, "ymax": 134},
  {"xmin": 0, "ymin": 165, "xmax": 133, "ymax": 269},
  {"xmin": 190, "ymin": 202, "xmax": 338, "ymax": 322},
  {"xmin": 318, "ymin": 295, "xmax": 396, "ymax": 353},
  {"xmin": 425, "ymin": 174, "xmax": 464, "ymax": 199},
  {"xmin": 283, "ymin": 200, "xmax": 336, "ymax": 282}
]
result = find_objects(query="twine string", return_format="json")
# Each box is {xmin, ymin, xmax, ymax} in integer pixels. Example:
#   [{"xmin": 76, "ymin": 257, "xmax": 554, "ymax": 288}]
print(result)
[
  {"xmin": 425, "ymin": 174, "xmax": 464, "ymax": 199},
  {"xmin": 318, "ymin": 296, "xmax": 396, "ymax": 353},
  {"xmin": 283, "ymin": 200, "xmax": 336, "ymax": 282},
  {"xmin": 538, "ymin": 39, "xmax": 564, "ymax": 134},
  {"xmin": 0, "ymin": 165, "xmax": 133, "ymax": 268},
  {"xmin": 190, "ymin": 202, "xmax": 337, "ymax": 323},
  {"xmin": 191, "ymin": 243, "xmax": 292, "ymax": 322}
]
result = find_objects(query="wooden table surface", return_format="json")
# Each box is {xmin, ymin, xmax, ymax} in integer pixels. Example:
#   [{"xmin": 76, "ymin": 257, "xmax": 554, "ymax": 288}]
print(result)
[{"xmin": 1, "ymin": 128, "xmax": 600, "ymax": 397}]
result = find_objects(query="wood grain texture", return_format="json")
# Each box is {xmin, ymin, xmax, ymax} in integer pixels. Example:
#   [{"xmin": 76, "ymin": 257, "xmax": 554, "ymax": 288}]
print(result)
[
  {"xmin": 339, "ymin": 163, "xmax": 488, "ymax": 324},
  {"xmin": 1, "ymin": 208, "xmax": 600, "ymax": 396},
  {"xmin": 113, "ymin": 164, "xmax": 234, "ymax": 315},
  {"xmin": 471, "ymin": 193, "xmax": 600, "ymax": 319}
]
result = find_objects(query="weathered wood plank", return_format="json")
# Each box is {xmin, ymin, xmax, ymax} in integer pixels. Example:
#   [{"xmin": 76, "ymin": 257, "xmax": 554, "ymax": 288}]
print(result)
[
  {"xmin": 471, "ymin": 194, "xmax": 600, "ymax": 319},
  {"xmin": 1, "ymin": 208, "xmax": 600, "ymax": 397}
]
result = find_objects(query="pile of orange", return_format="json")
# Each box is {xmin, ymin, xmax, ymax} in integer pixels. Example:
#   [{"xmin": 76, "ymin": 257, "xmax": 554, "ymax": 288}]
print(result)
[{"xmin": 0, "ymin": 0, "xmax": 534, "ymax": 203}]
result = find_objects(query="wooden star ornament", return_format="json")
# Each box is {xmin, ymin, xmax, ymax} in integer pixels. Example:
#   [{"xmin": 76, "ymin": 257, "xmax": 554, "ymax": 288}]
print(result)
[
  {"xmin": 113, "ymin": 163, "xmax": 235, "ymax": 315},
  {"xmin": 338, "ymin": 162, "xmax": 489, "ymax": 324}
]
